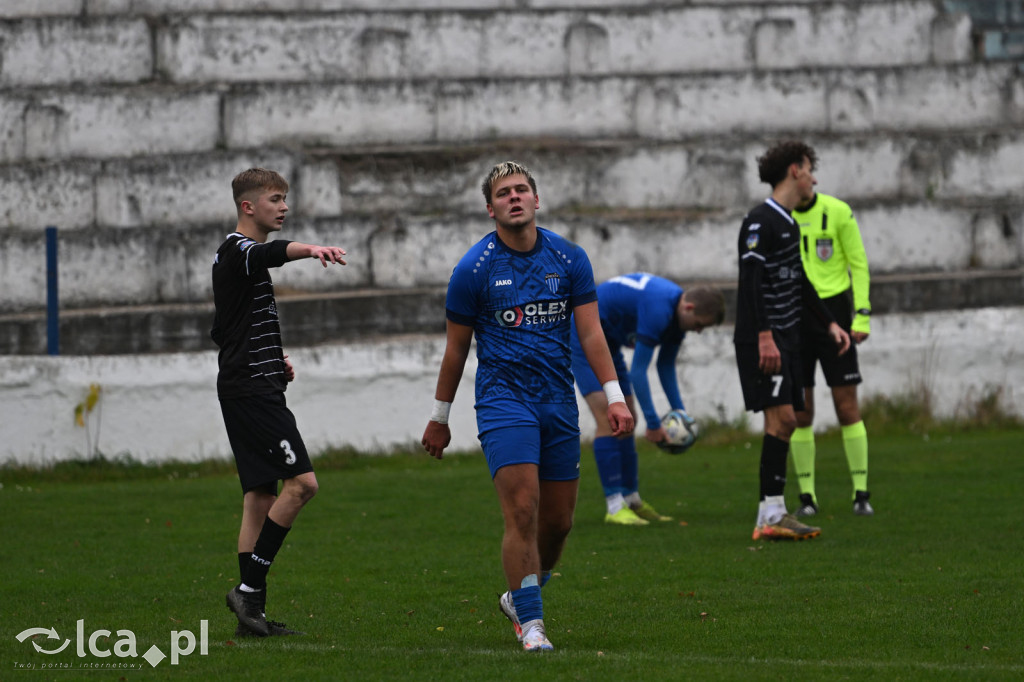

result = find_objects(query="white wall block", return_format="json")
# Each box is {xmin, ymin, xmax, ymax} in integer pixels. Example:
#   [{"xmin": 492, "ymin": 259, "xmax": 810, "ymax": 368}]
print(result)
[
  {"xmin": 0, "ymin": 163, "xmax": 97, "ymax": 230},
  {"xmin": 828, "ymin": 65, "xmax": 1016, "ymax": 132},
  {"xmin": 810, "ymin": 139, "xmax": 906, "ymax": 201},
  {"xmin": 95, "ymin": 153, "xmax": 294, "ymax": 227},
  {"xmin": 931, "ymin": 10, "xmax": 974, "ymax": 64},
  {"xmin": 0, "ymin": 97, "xmax": 27, "ymax": 163},
  {"xmin": 367, "ymin": 218, "xmax": 483, "ymax": 288},
  {"xmin": 576, "ymin": 217, "xmax": 739, "ymax": 284},
  {"xmin": 296, "ymin": 160, "xmax": 343, "ymax": 217},
  {"xmin": 0, "ymin": 19, "xmax": 152, "ymax": 86},
  {"xmin": 945, "ymin": 138, "xmax": 1024, "ymax": 197},
  {"xmin": 22, "ymin": 91, "xmax": 221, "ymax": 161},
  {"xmin": 636, "ymin": 73, "xmax": 828, "ymax": 138},
  {"xmin": 860, "ymin": 205, "xmax": 974, "ymax": 272},
  {"xmin": 436, "ymin": 78, "xmax": 637, "ymax": 140},
  {"xmin": 972, "ymin": 212, "xmax": 1022, "ymax": 269},
  {"xmin": 0, "ymin": 238, "xmax": 47, "ymax": 309},
  {"xmin": 0, "ymin": 0, "xmax": 81, "ymax": 18},
  {"xmin": 754, "ymin": 3, "xmax": 939, "ymax": 70},
  {"xmin": 225, "ymin": 83, "xmax": 437, "ymax": 148}
]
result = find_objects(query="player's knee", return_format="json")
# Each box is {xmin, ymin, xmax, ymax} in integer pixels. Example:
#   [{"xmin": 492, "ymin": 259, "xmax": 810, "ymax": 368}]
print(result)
[
  {"xmin": 288, "ymin": 476, "xmax": 318, "ymax": 503},
  {"xmin": 795, "ymin": 408, "xmax": 814, "ymax": 428},
  {"xmin": 775, "ymin": 412, "xmax": 798, "ymax": 437},
  {"xmin": 506, "ymin": 508, "xmax": 538, "ymax": 539},
  {"xmin": 545, "ymin": 514, "xmax": 573, "ymax": 540},
  {"xmin": 303, "ymin": 479, "xmax": 319, "ymax": 500}
]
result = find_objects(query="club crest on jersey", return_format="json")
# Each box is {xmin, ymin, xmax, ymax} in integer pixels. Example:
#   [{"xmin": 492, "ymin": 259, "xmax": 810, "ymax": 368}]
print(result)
[
  {"xmin": 495, "ymin": 300, "xmax": 568, "ymax": 328},
  {"xmin": 816, "ymin": 238, "xmax": 834, "ymax": 261},
  {"xmin": 544, "ymin": 273, "xmax": 560, "ymax": 295},
  {"xmin": 746, "ymin": 233, "xmax": 760, "ymax": 250}
]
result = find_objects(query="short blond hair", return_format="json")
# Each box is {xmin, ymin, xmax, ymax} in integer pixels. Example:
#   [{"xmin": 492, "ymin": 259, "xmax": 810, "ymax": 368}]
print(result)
[{"xmin": 481, "ymin": 161, "xmax": 537, "ymax": 203}]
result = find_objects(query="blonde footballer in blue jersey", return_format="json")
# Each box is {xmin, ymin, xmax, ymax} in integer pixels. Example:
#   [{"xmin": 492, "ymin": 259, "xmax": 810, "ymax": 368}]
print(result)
[{"xmin": 422, "ymin": 161, "xmax": 633, "ymax": 652}]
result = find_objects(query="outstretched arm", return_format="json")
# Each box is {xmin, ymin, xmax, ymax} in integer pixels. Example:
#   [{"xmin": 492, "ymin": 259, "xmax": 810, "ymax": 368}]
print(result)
[
  {"xmin": 286, "ymin": 242, "xmax": 347, "ymax": 267},
  {"xmin": 422, "ymin": 320, "xmax": 474, "ymax": 459}
]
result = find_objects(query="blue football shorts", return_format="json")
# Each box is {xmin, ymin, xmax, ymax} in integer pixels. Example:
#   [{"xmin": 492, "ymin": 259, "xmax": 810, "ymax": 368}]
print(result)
[{"xmin": 477, "ymin": 398, "xmax": 581, "ymax": 481}]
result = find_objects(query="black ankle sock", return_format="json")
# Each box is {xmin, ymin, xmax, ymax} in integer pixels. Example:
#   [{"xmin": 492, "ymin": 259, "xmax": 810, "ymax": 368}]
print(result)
[
  {"xmin": 243, "ymin": 517, "xmax": 290, "ymax": 590},
  {"xmin": 759, "ymin": 434, "xmax": 789, "ymax": 499}
]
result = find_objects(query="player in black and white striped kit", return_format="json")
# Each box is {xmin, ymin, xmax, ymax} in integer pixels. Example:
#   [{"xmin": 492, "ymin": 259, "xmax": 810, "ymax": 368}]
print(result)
[
  {"xmin": 212, "ymin": 168, "xmax": 347, "ymax": 637},
  {"xmin": 733, "ymin": 141, "xmax": 850, "ymax": 542}
]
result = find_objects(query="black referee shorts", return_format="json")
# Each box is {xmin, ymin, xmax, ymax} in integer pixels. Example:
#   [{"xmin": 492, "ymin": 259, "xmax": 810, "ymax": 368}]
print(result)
[
  {"xmin": 801, "ymin": 293, "xmax": 862, "ymax": 388},
  {"xmin": 734, "ymin": 343, "xmax": 806, "ymax": 413},
  {"xmin": 220, "ymin": 392, "xmax": 314, "ymax": 493}
]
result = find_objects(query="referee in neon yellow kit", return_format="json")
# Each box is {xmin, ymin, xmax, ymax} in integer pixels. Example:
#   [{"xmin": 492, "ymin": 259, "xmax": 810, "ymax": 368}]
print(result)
[{"xmin": 791, "ymin": 189, "xmax": 874, "ymax": 517}]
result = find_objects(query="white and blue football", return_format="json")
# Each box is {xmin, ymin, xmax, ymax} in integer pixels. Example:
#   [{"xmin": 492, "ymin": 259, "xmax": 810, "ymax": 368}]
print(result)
[{"xmin": 659, "ymin": 409, "xmax": 699, "ymax": 454}]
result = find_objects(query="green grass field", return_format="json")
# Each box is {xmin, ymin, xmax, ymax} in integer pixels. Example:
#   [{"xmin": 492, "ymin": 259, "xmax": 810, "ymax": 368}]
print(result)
[{"xmin": 3, "ymin": 426, "xmax": 1022, "ymax": 681}]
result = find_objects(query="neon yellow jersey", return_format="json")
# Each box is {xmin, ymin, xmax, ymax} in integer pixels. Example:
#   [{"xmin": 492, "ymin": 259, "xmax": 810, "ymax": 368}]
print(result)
[{"xmin": 793, "ymin": 193, "xmax": 872, "ymax": 334}]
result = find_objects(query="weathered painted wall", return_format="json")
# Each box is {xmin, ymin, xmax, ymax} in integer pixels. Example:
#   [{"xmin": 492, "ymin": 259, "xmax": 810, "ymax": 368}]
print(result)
[
  {"xmin": 0, "ymin": 1, "xmax": 1019, "ymax": 315},
  {"xmin": 2, "ymin": 308, "xmax": 1021, "ymax": 465}
]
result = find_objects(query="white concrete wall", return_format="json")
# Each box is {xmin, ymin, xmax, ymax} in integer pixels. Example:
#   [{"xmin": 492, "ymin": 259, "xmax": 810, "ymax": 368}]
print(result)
[
  {"xmin": 0, "ymin": 0, "xmax": 1013, "ymax": 314},
  {"xmin": 2, "ymin": 307, "xmax": 1021, "ymax": 465}
]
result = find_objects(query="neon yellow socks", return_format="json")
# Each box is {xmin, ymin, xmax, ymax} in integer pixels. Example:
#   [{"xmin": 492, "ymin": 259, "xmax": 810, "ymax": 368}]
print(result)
[
  {"xmin": 790, "ymin": 426, "xmax": 816, "ymax": 501},
  {"xmin": 841, "ymin": 420, "xmax": 869, "ymax": 499}
]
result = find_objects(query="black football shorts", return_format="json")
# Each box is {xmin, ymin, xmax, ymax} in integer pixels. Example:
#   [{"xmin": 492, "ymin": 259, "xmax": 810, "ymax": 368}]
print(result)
[
  {"xmin": 220, "ymin": 392, "xmax": 314, "ymax": 493},
  {"xmin": 801, "ymin": 294, "xmax": 862, "ymax": 388},
  {"xmin": 735, "ymin": 343, "xmax": 806, "ymax": 413}
]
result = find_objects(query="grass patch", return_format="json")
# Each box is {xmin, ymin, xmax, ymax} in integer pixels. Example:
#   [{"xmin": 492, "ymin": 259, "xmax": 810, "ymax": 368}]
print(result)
[{"xmin": 3, "ymin": 427, "xmax": 1023, "ymax": 680}]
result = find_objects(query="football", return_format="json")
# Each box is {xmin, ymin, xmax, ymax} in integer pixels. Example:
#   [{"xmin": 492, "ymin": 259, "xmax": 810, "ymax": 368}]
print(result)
[{"xmin": 658, "ymin": 409, "xmax": 699, "ymax": 454}]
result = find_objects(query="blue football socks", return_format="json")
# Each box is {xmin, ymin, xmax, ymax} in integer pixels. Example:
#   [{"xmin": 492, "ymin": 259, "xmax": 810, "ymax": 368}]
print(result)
[
  {"xmin": 593, "ymin": 436, "xmax": 623, "ymax": 496},
  {"xmin": 511, "ymin": 574, "xmax": 543, "ymax": 625},
  {"xmin": 618, "ymin": 435, "xmax": 640, "ymax": 495}
]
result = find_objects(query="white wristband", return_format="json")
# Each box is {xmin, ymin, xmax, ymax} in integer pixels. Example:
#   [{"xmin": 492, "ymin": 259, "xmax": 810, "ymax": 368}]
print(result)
[
  {"xmin": 602, "ymin": 380, "xmax": 626, "ymax": 406},
  {"xmin": 430, "ymin": 399, "xmax": 452, "ymax": 424}
]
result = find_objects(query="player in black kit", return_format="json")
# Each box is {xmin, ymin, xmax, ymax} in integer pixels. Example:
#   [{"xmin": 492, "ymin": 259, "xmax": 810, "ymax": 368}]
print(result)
[
  {"xmin": 733, "ymin": 142, "xmax": 850, "ymax": 541},
  {"xmin": 212, "ymin": 168, "xmax": 347, "ymax": 636}
]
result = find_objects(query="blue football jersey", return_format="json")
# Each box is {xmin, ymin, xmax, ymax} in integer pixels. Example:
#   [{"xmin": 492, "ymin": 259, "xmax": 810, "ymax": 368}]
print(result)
[
  {"xmin": 446, "ymin": 227, "xmax": 598, "ymax": 406},
  {"xmin": 597, "ymin": 273, "xmax": 685, "ymax": 349}
]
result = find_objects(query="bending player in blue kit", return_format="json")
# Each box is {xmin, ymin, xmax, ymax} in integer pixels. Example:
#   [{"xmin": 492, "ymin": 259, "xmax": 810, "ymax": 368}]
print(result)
[
  {"xmin": 421, "ymin": 161, "xmax": 633, "ymax": 652},
  {"xmin": 570, "ymin": 274, "xmax": 725, "ymax": 525}
]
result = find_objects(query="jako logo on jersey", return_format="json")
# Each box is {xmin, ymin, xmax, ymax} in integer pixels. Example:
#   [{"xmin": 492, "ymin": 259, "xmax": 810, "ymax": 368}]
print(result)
[
  {"xmin": 494, "ymin": 300, "xmax": 568, "ymax": 327},
  {"xmin": 494, "ymin": 279, "xmax": 512, "ymax": 286}
]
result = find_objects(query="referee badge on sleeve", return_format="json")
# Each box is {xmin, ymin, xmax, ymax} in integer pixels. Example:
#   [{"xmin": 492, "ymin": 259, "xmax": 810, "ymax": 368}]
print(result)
[{"xmin": 815, "ymin": 238, "xmax": 833, "ymax": 261}]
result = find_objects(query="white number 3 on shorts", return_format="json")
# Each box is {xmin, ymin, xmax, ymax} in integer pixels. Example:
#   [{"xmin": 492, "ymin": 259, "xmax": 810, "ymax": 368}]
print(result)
[{"xmin": 280, "ymin": 440, "xmax": 297, "ymax": 465}]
